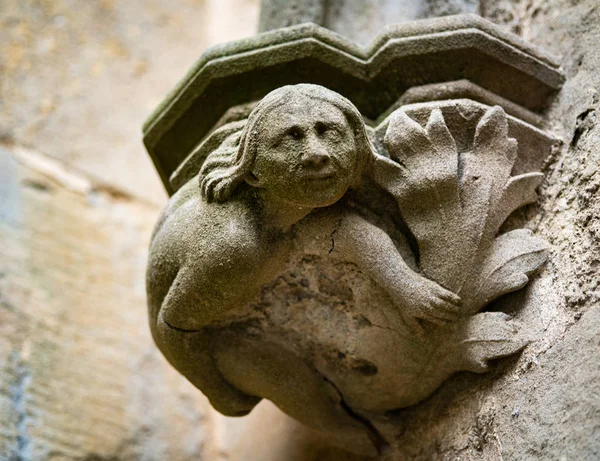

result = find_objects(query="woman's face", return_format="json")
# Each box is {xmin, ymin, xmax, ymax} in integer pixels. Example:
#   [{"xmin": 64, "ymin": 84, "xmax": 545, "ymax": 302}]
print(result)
[{"xmin": 250, "ymin": 97, "xmax": 360, "ymax": 208}]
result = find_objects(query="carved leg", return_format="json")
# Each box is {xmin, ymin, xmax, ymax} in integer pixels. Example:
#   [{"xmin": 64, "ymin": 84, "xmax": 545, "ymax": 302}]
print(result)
[
  {"xmin": 213, "ymin": 331, "xmax": 379, "ymax": 457},
  {"xmin": 155, "ymin": 319, "xmax": 262, "ymax": 416}
]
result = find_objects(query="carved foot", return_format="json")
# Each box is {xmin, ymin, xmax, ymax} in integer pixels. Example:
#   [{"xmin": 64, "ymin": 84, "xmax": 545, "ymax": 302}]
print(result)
[{"xmin": 450, "ymin": 312, "xmax": 531, "ymax": 373}]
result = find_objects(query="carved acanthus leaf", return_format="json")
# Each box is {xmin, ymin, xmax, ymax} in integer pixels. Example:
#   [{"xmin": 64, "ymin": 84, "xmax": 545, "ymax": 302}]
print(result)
[
  {"xmin": 382, "ymin": 105, "xmax": 548, "ymax": 313},
  {"xmin": 452, "ymin": 312, "xmax": 530, "ymax": 372},
  {"xmin": 469, "ymin": 229, "xmax": 549, "ymax": 311},
  {"xmin": 491, "ymin": 172, "xmax": 545, "ymax": 235}
]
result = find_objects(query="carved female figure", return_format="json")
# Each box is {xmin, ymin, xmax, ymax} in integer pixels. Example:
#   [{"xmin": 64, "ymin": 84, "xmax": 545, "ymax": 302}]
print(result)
[{"xmin": 146, "ymin": 84, "xmax": 462, "ymax": 455}]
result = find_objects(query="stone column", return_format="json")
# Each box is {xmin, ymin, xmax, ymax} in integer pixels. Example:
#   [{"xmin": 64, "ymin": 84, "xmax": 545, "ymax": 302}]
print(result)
[{"xmin": 259, "ymin": 0, "xmax": 480, "ymax": 45}]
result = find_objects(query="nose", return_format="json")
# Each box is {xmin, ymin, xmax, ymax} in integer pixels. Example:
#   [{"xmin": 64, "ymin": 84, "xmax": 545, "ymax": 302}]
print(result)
[
  {"xmin": 301, "ymin": 139, "xmax": 331, "ymax": 169},
  {"xmin": 302, "ymin": 152, "xmax": 330, "ymax": 169}
]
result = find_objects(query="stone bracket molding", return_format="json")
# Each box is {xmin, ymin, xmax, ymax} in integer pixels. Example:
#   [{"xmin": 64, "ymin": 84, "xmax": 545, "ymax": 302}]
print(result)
[
  {"xmin": 142, "ymin": 14, "xmax": 564, "ymax": 195},
  {"xmin": 380, "ymin": 79, "xmax": 546, "ymax": 127}
]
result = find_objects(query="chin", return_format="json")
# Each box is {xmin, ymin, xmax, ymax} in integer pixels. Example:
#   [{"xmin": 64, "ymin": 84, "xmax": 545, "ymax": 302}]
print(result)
[{"xmin": 296, "ymin": 189, "xmax": 347, "ymax": 208}]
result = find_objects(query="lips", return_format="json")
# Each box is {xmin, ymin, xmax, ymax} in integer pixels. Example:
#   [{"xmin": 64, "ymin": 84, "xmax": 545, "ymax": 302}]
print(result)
[
  {"xmin": 301, "ymin": 167, "xmax": 337, "ymax": 180},
  {"xmin": 304, "ymin": 171, "xmax": 336, "ymax": 181}
]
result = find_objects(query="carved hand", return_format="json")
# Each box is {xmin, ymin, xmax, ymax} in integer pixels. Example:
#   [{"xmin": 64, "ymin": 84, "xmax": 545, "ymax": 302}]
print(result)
[{"xmin": 395, "ymin": 273, "xmax": 461, "ymax": 336}]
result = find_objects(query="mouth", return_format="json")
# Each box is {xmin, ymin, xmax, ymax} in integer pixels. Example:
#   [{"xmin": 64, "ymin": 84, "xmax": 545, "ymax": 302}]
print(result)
[{"xmin": 302, "ymin": 169, "xmax": 337, "ymax": 181}]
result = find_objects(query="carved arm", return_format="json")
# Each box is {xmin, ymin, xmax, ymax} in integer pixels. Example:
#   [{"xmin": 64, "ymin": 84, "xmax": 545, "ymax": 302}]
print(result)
[{"xmin": 296, "ymin": 208, "xmax": 461, "ymax": 334}]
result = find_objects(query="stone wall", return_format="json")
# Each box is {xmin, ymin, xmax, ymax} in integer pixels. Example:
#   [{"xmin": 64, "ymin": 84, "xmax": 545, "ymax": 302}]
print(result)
[
  {"xmin": 1, "ymin": 0, "xmax": 599, "ymax": 460},
  {"xmin": 367, "ymin": 1, "xmax": 600, "ymax": 459},
  {"xmin": 1, "ymin": 146, "xmax": 213, "ymax": 460}
]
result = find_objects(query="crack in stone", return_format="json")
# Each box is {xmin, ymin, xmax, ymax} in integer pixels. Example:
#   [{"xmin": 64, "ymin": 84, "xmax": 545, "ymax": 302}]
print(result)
[
  {"xmin": 571, "ymin": 107, "xmax": 596, "ymax": 147},
  {"xmin": 357, "ymin": 314, "xmax": 413, "ymax": 341},
  {"xmin": 328, "ymin": 213, "xmax": 343, "ymax": 254},
  {"xmin": 321, "ymin": 375, "xmax": 387, "ymax": 454}
]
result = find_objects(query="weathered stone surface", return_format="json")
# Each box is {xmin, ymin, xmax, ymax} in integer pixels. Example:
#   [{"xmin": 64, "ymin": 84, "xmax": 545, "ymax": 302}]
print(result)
[
  {"xmin": 2, "ymin": 0, "xmax": 599, "ymax": 459},
  {"xmin": 0, "ymin": 145, "xmax": 216, "ymax": 460},
  {"xmin": 371, "ymin": 2, "xmax": 600, "ymax": 457},
  {"xmin": 144, "ymin": 1, "xmax": 600, "ymax": 459},
  {"xmin": 221, "ymin": 1, "xmax": 600, "ymax": 459}
]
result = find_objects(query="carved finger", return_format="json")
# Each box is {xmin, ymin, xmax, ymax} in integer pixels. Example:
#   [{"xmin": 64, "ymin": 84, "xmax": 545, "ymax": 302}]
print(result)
[
  {"xmin": 419, "ymin": 313, "xmax": 449, "ymax": 326},
  {"xmin": 436, "ymin": 299, "xmax": 461, "ymax": 314},
  {"xmin": 436, "ymin": 297, "xmax": 461, "ymax": 313},
  {"xmin": 437, "ymin": 289, "xmax": 462, "ymax": 306},
  {"xmin": 432, "ymin": 299, "xmax": 462, "ymax": 316}
]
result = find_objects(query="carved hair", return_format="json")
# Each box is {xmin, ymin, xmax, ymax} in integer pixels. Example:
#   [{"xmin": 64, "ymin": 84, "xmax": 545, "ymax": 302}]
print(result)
[{"xmin": 199, "ymin": 84, "xmax": 377, "ymax": 203}]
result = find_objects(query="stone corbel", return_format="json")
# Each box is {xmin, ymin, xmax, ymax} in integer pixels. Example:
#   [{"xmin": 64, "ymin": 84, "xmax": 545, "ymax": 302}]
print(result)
[{"xmin": 143, "ymin": 15, "xmax": 563, "ymax": 457}]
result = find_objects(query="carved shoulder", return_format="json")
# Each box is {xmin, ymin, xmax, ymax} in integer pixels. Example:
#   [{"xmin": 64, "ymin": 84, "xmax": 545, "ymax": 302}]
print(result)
[{"xmin": 150, "ymin": 182, "xmax": 260, "ymax": 264}]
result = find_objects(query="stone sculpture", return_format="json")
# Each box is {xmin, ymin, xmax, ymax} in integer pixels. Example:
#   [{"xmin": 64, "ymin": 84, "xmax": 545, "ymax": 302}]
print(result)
[{"xmin": 147, "ymin": 83, "xmax": 549, "ymax": 456}]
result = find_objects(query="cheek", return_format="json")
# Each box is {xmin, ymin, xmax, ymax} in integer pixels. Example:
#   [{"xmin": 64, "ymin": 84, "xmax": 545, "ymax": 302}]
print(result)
[
  {"xmin": 335, "ymin": 137, "xmax": 358, "ymax": 169},
  {"xmin": 254, "ymin": 153, "xmax": 309, "ymax": 195},
  {"xmin": 254, "ymin": 147, "xmax": 293, "ymax": 178}
]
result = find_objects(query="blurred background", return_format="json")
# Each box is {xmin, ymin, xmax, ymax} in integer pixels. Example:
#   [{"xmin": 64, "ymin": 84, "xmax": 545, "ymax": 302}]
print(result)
[{"xmin": 1, "ymin": 0, "xmax": 260, "ymax": 205}]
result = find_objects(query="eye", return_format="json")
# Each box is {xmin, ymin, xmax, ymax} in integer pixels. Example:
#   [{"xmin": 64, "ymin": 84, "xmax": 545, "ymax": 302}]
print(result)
[
  {"xmin": 286, "ymin": 126, "xmax": 304, "ymax": 140},
  {"xmin": 315, "ymin": 122, "xmax": 330, "ymax": 136},
  {"xmin": 316, "ymin": 122, "xmax": 341, "ymax": 138}
]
